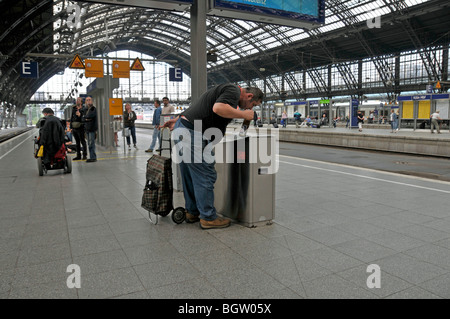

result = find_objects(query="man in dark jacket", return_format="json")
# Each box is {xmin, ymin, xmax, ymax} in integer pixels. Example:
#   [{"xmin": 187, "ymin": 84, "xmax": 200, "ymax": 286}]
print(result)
[
  {"xmin": 39, "ymin": 108, "xmax": 65, "ymax": 166},
  {"xmin": 70, "ymin": 97, "xmax": 87, "ymax": 161},
  {"xmin": 83, "ymin": 96, "xmax": 98, "ymax": 162}
]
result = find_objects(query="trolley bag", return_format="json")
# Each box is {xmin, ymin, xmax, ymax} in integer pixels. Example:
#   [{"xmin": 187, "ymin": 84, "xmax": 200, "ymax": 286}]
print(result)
[{"xmin": 141, "ymin": 154, "xmax": 174, "ymax": 216}]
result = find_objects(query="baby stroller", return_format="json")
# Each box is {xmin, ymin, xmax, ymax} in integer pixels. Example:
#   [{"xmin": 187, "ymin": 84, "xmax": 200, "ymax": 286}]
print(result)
[
  {"xmin": 141, "ymin": 127, "xmax": 186, "ymax": 225},
  {"xmin": 34, "ymin": 137, "xmax": 72, "ymax": 176}
]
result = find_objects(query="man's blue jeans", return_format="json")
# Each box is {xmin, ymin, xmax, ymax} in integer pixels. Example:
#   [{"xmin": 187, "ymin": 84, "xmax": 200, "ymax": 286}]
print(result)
[
  {"xmin": 87, "ymin": 131, "xmax": 97, "ymax": 160},
  {"xmin": 173, "ymin": 119, "xmax": 218, "ymax": 221},
  {"xmin": 149, "ymin": 127, "xmax": 160, "ymax": 150}
]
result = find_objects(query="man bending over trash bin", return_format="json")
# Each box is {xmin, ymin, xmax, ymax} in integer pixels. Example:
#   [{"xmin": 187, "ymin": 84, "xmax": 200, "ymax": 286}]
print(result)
[{"xmin": 163, "ymin": 84, "xmax": 263, "ymax": 229}]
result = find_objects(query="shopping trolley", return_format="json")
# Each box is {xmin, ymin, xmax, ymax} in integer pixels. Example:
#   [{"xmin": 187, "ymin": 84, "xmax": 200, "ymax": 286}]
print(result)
[{"xmin": 141, "ymin": 126, "xmax": 186, "ymax": 225}]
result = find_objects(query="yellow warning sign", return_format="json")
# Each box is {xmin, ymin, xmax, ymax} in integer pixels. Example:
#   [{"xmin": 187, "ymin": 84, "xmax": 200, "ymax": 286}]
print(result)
[
  {"xmin": 85, "ymin": 59, "xmax": 104, "ymax": 78},
  {"xmin": 109, "ymin": 98, "xmax": 123, "ymax": 116},
  {"xmin": 436, "ymin": 81, "xmax": 442, "ymax": 89},
  {"xmin": 112, "ymin": 61, "xmax": 130, "ymax": 78},
  {"xmin": 130, "ymin": 57, "xmax": 145, "ymax": 71},
  {"xmin": 69, "ymin": 54, "xmax": 85, "ymax": 69}
]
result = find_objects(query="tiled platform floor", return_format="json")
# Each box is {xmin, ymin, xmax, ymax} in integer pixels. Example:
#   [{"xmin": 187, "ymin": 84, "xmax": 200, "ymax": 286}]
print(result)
[{"xmin": 0, "ymin": 128, "xmax": 449, "ymax": 299}]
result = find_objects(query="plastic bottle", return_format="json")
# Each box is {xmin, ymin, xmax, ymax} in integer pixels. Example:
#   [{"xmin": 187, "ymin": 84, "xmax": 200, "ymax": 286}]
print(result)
[{"xmin": 239, "ymin": 119, "xmax": 251, "ymax": 137}]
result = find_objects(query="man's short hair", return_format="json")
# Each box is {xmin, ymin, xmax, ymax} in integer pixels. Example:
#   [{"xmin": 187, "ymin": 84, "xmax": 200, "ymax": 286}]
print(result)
[
  {"xmin": 162, "ymin": 97, "xmax": 169, "ymax": 101},
  {"xmin": 155, "ymin": 100, "xmax": 161, "ymax": 106},
  {"xmin": 42, "ymin": 108, "xmax": 54, "ymax": 114},
  {"xmin": 245, "ymin": 87, "xmax": 264, "ymax": 102}
]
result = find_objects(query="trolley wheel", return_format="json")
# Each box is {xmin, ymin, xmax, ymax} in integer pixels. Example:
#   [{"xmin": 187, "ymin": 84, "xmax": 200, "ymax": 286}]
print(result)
[
  {"xmin": 171, "ymin": 207, "xmax": 186, "ymax": 224},
  {"xmin": 37, "ymin": 157, "xmax": 44, "ymax": 176},
  {"xmin": 65, "ymin": 156, "xmax": 72, "ymax": 174}
]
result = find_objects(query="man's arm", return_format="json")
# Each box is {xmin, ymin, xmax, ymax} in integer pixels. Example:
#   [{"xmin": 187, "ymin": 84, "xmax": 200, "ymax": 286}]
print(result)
[
  {"xmin": 212, "ymin": 103, "xmax": 254, "ymax": 121},
  {"xmin": 162, "ymin": 115, "xmax": 179, "ymax": 131}
]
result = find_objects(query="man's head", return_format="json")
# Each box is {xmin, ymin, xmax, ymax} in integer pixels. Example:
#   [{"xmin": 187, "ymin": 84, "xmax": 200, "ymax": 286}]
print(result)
[
  {"xmin": 162, "ymin": 97, "xmax": 169, "ymax": 106},
  {"xmin": 154, "ymin": 100, "xmax": 161, "ymax": 108},
  {"xmin": 238, "ymin": 87, "xmax": 263, "ymax": 110},
  {"xmin": 42, "ymin": 108, "xmax": 54, "ymax": 116},
  {"xmin": 76, "ymin": 97, "xmax": 83, "ymax": 106},
  {"xmin": 85, "ymin": 96, "xmax": 93, "ymax": 106}
]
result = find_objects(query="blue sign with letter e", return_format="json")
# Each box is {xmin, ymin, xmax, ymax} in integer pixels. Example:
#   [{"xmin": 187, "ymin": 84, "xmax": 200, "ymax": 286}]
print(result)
[
  {"xmin": 20, "ymin": 61, "xmax": 39, "ymax": 78},
  {"xmin": 169, "ymin": 68, "xmax": 183, "ymax": 82}
]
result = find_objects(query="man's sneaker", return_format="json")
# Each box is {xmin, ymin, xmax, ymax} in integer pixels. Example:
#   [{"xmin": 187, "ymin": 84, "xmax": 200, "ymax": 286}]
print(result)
[
  {"xmin": 145, "ymin": 149, "xmax": 153, "ymax": 153},
  {"xmin": 134, "ymin": 144, "xmax": 137, "ymax": 149},
  {"xmin": 186, "ymin": 212, "xmax": 200, "ymax": 224},
  {"xmin": 86, "ymin": 159, "xmax": 97, "ymax": 163},
  {"xmin": 200, "ymin": 217, "xmax": 231, "ymax": 229},
  {"xmin": 73, "ymin": 157, "xmax": 82, "ymax": 161}
]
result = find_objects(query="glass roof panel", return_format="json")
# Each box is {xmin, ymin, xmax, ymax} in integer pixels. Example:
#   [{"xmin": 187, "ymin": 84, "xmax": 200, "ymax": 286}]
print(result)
[{"xmin": 51, "ymin": 0, "xmax": 433, "ymax": 62}]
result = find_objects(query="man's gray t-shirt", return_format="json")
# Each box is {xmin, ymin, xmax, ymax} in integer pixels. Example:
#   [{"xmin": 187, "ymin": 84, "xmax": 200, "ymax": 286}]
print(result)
[{"xmin": 181, "ymin": 83, "xmax": 240, "ymax": 135}]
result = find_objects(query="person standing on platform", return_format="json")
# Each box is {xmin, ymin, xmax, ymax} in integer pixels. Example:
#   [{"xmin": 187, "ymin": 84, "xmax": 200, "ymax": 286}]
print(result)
[
  {"xmin": 294, "ymin": 110, "xmax": 302, "ymax": 128},
  {"xmin": 70, "ymin": 97, "xmax": 87, "ymax": 161},
  {"xmin": 430, "ymin": 110, "xmax": 442, "ymax": 134},
  {"xmin": 161, "ymin": 97, "xmax": 175, "ymax": 115},
  {"xmin": 163, "ymin": 84, "xmax": 263, "ymax": 230},
  {"xmin": 113, "ymin": 116, "xmax": 122, "ymax": 147},
  {"xmin": 357, "ymin": 111, "xmax": 364, "ymax": 132},
  {"xmin": 321, "ymin": 113, "xmax": 328, "ymax": 126},
  {"xmin": 394, "ymin": 110, "xmax": 400, "ymax": 132},
  {"xmin": 83, "ymin": 96, "xmax": 98, "ymax": 163},
  {"xmin": 123, "ymin": 103, "xmax": 137, "ymax": 150},
  {"xmin": 281, "ymin": 110, "xmax": 288, "ymax": 128},
  {"xmin": 146, "ymin": 99, "xmax": 162, "ymax": 153},
  {"xmin": 390, "ymin": 109, "xmax": 397, "ymax": 133}
]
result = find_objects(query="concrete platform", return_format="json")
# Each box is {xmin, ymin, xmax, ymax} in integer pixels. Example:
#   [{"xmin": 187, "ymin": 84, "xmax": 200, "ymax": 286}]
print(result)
[{"xmin": 0, "ymin": 128, "xmax": 449, "ymax": 299}]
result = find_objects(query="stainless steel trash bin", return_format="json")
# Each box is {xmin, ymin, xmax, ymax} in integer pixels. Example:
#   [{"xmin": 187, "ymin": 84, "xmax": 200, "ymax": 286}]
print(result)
[{"xmin": 214, "ymin": 133, "xmax": 276, "ymax": 227}]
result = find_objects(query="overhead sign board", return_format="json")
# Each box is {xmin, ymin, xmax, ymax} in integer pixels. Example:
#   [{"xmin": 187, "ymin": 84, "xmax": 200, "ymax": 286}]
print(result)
[
  {"xmin": 109, "ymin": 98, "xmax": 123, "ymax": 116},
  {"xmin": 398, "ymin": 94, "xmax": 449, "ymax": 101},
  {"xmin": 79, "ymin": 0, "xmax": 192, "ymax": 11},
  {"xmin": 130, "ymin": 57, "xmax": 145, "ymax": 71},
  {"xmin": 112, "ymin": 61, "xmax": 130, "ymax": 78},
  {"xmin": 169, "ymin": 68, "xmax": 183, "ymax": 82},
  {"xmin": 285, "ymin": 101, "xmax": 307, "ymax": 106},
  {"xmin": 208, "ymin": 0, "xmax": 325, "ymax": 28},
  {"xmin": 412, "ymin": 95, "xmax": 432, "ymax": 101},
  {"xmin": 85, "ymin": 59, "xmax": 104, "ymax": 78},
  {"xmin": 20, "ymin": 61, "xmax": 39, "ymax": 79},
  {"xmin": 69, "ymin": 54, "xmax": 85, "ymax": 69}
]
